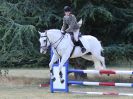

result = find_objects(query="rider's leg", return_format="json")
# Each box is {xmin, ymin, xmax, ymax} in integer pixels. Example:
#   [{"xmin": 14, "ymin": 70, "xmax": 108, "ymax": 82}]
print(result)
[
  {"xmin": 73, "ymin": 31, "xmax": 79, "ymax": 42},
  {"xmin": 69, "ymin": 32, "xmax": 75, "ymax": 43},
  {"xmin": 73, "ymin": 31, "xmax": 86, "ymax": 53}
]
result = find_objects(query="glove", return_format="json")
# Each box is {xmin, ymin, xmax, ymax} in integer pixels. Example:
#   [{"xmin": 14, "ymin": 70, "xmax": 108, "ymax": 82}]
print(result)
[{"xmin": 61, "ymin": 31, "xmax": 66, "ymax": 35}]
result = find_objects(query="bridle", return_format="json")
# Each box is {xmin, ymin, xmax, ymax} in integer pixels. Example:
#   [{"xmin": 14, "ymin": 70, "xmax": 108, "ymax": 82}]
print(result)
[
  {"xmin": 40, "ymin": 35, "xmax": 48, "ymax": 50},
  {"xmin": 40, "ymin": 31, "xmax": 64, "ymax": 53}
]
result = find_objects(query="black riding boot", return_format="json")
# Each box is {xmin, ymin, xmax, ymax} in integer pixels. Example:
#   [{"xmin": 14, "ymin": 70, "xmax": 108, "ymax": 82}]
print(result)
[
  {"xmin": 69, "ymin": 32, "xmax": 86, "ymax": 53},
  {"xmin": 78, "ymin": 40, "xmax": 86, "ymax": 53}
]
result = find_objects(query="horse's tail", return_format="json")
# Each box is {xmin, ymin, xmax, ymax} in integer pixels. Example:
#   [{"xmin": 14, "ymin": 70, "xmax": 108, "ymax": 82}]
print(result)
[
  {"xmin": 98, "ymin": 40, "xmax": 104, "ymax": 51},
  {"xmin": 98, "ymin": 41, "xmax": 104, "ymax": 56}
]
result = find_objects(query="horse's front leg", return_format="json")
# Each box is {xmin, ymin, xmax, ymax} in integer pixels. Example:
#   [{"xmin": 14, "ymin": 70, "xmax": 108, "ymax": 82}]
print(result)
[
  {"xmin": 49, "ymin": 54, "xmax": 59, "ymax": 81},
  {"xmin": 59, "ymin": 54, "xmax": 70, "ymax": 83}
]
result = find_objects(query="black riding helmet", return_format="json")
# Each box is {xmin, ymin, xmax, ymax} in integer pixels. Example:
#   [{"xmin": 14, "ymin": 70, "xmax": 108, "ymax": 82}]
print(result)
[{"xmin": 64, "ymin": 6, "xmax": 71, "ymax": 12}]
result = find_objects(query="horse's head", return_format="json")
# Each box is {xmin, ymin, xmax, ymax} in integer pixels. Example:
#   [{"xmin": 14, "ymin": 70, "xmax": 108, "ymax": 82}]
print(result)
[
  {"xmin": 77, "ymin": 19, "xmax": 82, "ymax": 32},
  {"xmin": 39, "ymin": 31, "xmax": 50, "ymax": 54},
  {"xmin": 78, "ymin": 19, "xmax": 82, "ymax": 28}
]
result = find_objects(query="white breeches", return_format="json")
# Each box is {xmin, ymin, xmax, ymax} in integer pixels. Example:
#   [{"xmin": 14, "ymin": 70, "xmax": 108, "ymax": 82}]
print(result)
[{"xmin": 74, "ymin": 31, "xmax": 79, "ymax": 42}]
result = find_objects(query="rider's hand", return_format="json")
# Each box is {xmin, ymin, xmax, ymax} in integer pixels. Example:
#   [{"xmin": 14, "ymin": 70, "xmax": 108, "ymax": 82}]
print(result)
[{"xmin": 61, "ymin": 31, "xmax": 66, "ymax": 35}]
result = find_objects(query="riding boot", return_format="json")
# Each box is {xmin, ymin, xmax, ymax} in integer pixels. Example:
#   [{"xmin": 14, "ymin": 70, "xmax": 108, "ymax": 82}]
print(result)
[
  {"xmin": 69, "ymin": 32, "xmax": 86, "ymax": 53},
  {"xmin": 78, "ymin": 40, "xmax": 86, "ymax": 53}
]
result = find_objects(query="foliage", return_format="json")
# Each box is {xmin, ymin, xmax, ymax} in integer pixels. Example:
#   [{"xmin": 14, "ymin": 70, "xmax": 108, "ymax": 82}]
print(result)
[
  {"xmin": 0, "ymin": 16, "xmax": 49, "ymax": 67},
  {"xmin": 0, "ymin": 0, "xmax": 132, "ymax": 67},
  {"xmin": 121, "ymin": 23, "xmax": 133, "ymax": 43},
  {"xmin": 104, "ymin": 44, "xmax": 133, "ymax": 64}
]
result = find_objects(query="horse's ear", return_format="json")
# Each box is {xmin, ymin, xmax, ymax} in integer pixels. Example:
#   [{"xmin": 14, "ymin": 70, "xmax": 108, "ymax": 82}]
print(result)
[
  {"xmin": 38, "ymin": 31, "xmax": 41, "ymax": 35},
  {"xmin": 78, "ymin": 19, "xmax": 82, "ymax": 27}
]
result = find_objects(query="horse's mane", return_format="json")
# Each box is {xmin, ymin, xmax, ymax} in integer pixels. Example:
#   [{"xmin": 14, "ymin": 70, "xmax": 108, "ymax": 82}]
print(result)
[{"xmin": 48, "ymin": 29, "xmax": 60, "ymax": 32}]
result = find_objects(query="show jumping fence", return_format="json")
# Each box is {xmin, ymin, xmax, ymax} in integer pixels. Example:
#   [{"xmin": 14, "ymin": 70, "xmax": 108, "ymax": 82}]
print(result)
[{"xmin": 43, "ymin": 50, "xmax": 133, "ymax": 96}]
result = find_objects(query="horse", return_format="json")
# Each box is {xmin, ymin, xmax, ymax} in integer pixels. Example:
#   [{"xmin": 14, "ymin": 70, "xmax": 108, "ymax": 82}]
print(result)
[{"xmin": 39, "ymin": 21, "xmax": 106, "ymax": 83}]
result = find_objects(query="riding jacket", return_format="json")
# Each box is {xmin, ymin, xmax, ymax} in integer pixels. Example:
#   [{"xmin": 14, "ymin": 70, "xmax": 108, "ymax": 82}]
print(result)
[{"xmin": 61, "ymin": 14, "xmax": 79, "ymax": 33}]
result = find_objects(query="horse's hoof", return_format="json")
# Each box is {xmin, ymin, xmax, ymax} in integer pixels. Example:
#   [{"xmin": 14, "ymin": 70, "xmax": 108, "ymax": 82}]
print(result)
[
  {"xmin": 51, "ymin": 77, "xmax": 56, "ymax": 82},
  {"xmin": 61, "ymin": 79, "xmax": 64, "ymax": 83}
]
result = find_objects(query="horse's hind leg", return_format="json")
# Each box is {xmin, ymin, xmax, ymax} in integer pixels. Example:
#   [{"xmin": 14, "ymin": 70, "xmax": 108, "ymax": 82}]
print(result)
[
  {"xmin": 81, "ymin": 55, "xmax": 103, "ymax": 70},
  {"xmin": 99, "ymin": 56, "xmax": 106, "ymax": 69},
  {"xmin": 49, "ymin": 54, "xmax": 59, "ymax": 81},
  {"xmin": 93, "ymin": 58, "xmax": 104, "ymax": 70},
  {"xmin": 92, "ymin": 53, "xmax": 106, "ymax": 69}
]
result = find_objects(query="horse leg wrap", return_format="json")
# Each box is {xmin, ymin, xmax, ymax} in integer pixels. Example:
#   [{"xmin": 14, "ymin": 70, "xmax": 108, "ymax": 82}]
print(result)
[
  {"xmin": 59, "ymin": 71, "xmax": 63, "ymax": 78},
  {"xmin": 50, "ymin": 69, "xmax": 54, "ymax": 75},
  {"xmin": 59, "ymin": 71, "xmax": 64, "ymax": 83},
  {"xmin": 50, "ymin": 69, "xmax": 56, "ymax": 81}
]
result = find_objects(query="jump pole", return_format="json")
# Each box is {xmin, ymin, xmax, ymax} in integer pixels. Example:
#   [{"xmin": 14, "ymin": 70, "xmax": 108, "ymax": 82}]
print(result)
[
  {"xmin": 71, "ymin": 91, "xmax": 133, "ymax": 96},
  {"xmin": 68, "ymin": 69, "xmax": 133, "ymax": 75},
  {"xmin": 68, "ymin": 81, "xmax": 133, "ymax": 87}
]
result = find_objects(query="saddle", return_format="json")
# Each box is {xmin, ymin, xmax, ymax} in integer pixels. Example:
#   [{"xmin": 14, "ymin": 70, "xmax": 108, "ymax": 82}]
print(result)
[{"xmin": 68, "ymin": 32, "xmax": 82, "ymax": 46}]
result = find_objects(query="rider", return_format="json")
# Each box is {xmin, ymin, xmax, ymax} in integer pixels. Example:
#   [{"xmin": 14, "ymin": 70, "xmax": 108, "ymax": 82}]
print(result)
[{"xmin": 61, "ymin": 6, "xmax": 86, "ymax": 53}]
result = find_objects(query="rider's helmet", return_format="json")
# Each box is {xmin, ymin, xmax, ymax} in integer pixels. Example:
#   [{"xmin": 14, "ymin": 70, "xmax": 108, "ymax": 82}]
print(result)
[{"xmin": 64, "ymin": 6, "xmax": 71, "ymax": 12}]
